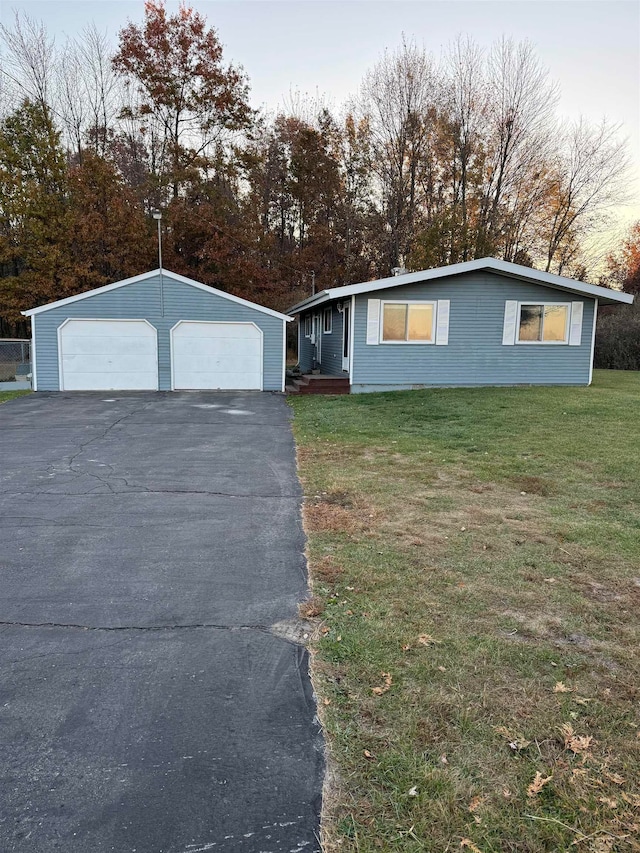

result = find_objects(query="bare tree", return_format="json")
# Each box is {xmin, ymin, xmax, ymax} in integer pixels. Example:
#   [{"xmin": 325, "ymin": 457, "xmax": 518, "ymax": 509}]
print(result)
[
  {"xmin": 543, "ymin": 118, "xmax": 630, "ymax": 273},
  {"xmin": 0, "ymin": 11, "xmax": 56, "ymax": 112},
  {"xmin": 442, "ymin": 36, "xmax": 487, "ymax": 261},
  {"xmin": 361, "ymin": 37, "xmax": 440, "ymax": 270},
  {"xmin": 478, "ymin": 38, "xmax": 559, "ymax": 255},
  {"xmin": 78, "ymin": 24, "xmax": 119, "ymax": 155}
]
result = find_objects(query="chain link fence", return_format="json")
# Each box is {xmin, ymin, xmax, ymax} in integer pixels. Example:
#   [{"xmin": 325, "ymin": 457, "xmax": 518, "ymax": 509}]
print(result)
[{"xmin": 0, "ymin": 339, "xmax": 31, "ymax": 382}]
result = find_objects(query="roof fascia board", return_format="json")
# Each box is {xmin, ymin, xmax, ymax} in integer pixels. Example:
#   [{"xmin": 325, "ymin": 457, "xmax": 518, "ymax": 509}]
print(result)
[{"xmin": 22, "ymin": 268, "xmax": 292, "ymax": 321}]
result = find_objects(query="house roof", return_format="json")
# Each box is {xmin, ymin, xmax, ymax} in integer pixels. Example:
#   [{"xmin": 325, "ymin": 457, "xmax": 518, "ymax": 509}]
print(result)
[
  {"xmin": 288, "ymin": 258, "xmax": 634, "ymax": 313},
  {"xmin": 21, "ymin": 269, "xmax": 293, "ymax": 321}
]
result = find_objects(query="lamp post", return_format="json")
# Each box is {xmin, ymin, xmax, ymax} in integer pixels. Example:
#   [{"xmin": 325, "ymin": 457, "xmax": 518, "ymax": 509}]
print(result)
[{"xmin": 152, "ymin": 209, "xmax": 164, "ymax": 316}]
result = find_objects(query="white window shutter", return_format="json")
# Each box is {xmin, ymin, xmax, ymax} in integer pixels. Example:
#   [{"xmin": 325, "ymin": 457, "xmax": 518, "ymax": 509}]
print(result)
[
  {"xmin": 569, "ymin": 302, "xmax": 583, "ymax": 346},
  {"xmin": 367, "ymin": 299, "xmax": 381, "ymax": 345},
  {"xmin": 435, "ymin": 300, "xmax": 450, "ymax": 345},
  {"xmin": 502, "ymin": 301, "xmax": 518, "ymax": 345}
]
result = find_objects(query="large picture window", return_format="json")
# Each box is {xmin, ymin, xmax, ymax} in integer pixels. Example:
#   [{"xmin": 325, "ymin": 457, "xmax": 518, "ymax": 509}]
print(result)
[
  {"xmin": 381, "ymin": 302, "xmax": 434, "ymax": 343},
  {"xmin": 518, "ymin": 304, "xmax": 569, "ymax": 343}
]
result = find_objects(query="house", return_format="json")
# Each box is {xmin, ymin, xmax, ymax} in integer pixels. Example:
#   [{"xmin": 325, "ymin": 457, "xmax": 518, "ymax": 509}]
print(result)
[
  {"xmin": 288, "ymin": 258, "xmax": 633, "ymax": 393},
  {"xmin": 22, "ymin": 269, "xmax": 291, "ymax": 392}
]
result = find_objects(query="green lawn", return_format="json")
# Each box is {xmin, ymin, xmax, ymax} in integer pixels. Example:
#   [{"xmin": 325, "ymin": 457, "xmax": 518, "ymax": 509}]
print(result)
[
  {"xmin": 290, "ymin": 370, "xmax": 640, "ymax": 853},
  {"xmin": 0, "ymin": 390, "xmax": 30, "ymax": 404}
]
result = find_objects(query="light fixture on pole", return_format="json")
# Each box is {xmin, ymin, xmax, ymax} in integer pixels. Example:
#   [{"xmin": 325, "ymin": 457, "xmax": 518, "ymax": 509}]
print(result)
[{"xmin": 152, "ymin": 209, "xmax": 164, "ymax": 316}]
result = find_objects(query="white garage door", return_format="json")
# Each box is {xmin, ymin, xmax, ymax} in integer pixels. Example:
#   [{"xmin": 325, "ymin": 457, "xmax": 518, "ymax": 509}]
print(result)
[
  {"xmin": 171, "ymin": 321, "xmax": 262, "ymax": 390},
  {"xmin": 59, "ymin": 319, "xmax": 158, "ymax": 391}
]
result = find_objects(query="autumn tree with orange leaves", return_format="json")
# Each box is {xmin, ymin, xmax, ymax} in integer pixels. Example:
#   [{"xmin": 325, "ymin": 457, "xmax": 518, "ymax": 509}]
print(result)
[{"xmin": 112, "ymin": 0, "xmax": 252, "ymax": 202}]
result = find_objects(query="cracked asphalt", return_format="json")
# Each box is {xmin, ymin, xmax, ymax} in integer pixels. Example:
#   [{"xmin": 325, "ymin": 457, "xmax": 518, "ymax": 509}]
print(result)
[{"xmin": 0, "ymin": 392, "xmax": 323, "ymax": 853}]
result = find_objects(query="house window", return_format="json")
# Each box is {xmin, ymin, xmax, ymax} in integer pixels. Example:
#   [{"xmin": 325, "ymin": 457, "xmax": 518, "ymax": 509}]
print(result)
[
  {"xmin": 518, "ymin": 304, "xmax": 569, "ymax": 343},
  {"xmin": 381, "ymin": 302, "xmax": 434, "ymax": 343},
  {"xmin": 304, "ymin": 314, "xmax": 312, "ymax": 337},
  {"xmin": 323, "ymin": 307, "xmax": 332, "ymax": 334}
]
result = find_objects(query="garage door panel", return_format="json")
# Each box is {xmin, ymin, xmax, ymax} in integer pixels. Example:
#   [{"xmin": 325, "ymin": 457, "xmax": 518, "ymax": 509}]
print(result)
[
  {"xmin": 62, "ymin": 371, "xmax": 159, "ymax": 391},
  {"xmin": 173, "ymin": 323, "xmax": 259, "ymax": 341},
  {"xmin": 60, "ymin": 320, "xmax": 158, "ymax": 391},
  {"xmin": 61, "ymin": 337, "xmax": 157, "ymax": 359},
  {"xmin": 171, "ymin": 322, "xmax": 262, "ymax": 391},
  {"xmin": 183, "ymin": 338, "xmax": 262, "ymax": 359}
]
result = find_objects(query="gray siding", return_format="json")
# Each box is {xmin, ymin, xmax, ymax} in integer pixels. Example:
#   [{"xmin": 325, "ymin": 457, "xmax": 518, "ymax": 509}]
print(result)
[
  {"xmin": 297, "ymin": 303, "xmax": 347, "ymax": 376},
  {"xmin": 351, "ymin": 271, "xmax": 595, "ymax": 391},
  {"xmin": 34, "ymin": 275, "xmax": 285, "ymax": 391},
  {"xmin": 318, "ymin": 304, "xmax": 345, "ymax": 376}
]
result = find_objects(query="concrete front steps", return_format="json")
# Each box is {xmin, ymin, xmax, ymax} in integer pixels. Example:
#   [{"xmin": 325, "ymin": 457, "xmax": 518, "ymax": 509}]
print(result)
[{"xmin": 285, "ymin": 374, "xmax": 351, "ymax": 395}]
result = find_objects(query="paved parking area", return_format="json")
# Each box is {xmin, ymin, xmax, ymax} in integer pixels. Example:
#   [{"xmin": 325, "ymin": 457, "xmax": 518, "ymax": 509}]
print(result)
[{"xmin": 0, "ymin": 392, "xmax": 323, "ymax": 852}]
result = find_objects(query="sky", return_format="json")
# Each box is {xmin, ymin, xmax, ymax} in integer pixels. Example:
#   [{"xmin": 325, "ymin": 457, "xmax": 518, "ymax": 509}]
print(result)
[{"xmin": 3, "ymin": 0, "xmax": 640, "ymax": 237}]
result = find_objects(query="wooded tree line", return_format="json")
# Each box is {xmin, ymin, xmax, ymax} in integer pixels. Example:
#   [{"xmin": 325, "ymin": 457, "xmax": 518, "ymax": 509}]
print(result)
[{"xmin": 0, "ymin": 0, "xmax": 636, "ymax": 343}]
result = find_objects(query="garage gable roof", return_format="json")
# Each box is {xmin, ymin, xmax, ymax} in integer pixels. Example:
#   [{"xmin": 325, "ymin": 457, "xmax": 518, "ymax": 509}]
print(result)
[
  {"xmin": 288, "ymin": 257, "xmax": 634, "ymax": 313},
  {"xmin": 21, "ymin": 269, "xmax": 292, "ymax": 321}
]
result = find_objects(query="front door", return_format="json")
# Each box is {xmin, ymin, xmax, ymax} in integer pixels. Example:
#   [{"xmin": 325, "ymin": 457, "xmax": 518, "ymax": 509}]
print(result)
[{"xmin": 342, "ymin": 302, "xmax": 350, "ymax": 373}]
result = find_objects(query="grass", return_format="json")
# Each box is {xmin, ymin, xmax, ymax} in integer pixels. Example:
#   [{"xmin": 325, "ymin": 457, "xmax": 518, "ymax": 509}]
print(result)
[
  {"xmin": 0, "ymin": 390, "xmax": 30, "ymax": 404},
  {"xmin": 290, "ymin": 370, "xmax": 640, "ymax": 853}
]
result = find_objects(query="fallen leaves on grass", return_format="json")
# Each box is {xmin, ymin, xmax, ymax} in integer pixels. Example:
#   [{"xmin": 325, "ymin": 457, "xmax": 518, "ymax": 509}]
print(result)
[
  {"xmin": 527, "ymin": 771, "xmax": 553, "ymax": 798},
  {"xmin": 554, "ymin": 681, "xmax": 573, "ymax": 693},
  {"xmin": 299, "ymin": 596, "xmax": 325, "ymax": 618},
  {"xmin": 417, "ymin": 634, "xmax": 441, "ymax": 646},
  {"xmin": 560, "ymin": 723, "xmax": 594, "ymax": 754},
  {"xmin": 468, "ymin": 796, "xmax": 485, "ymax": 813},
  {"xmin": 460, "ymin": 838, "xmax": 483, "ymax": 852},
  {"xmin": 363, "ymin": 749, "xmax": 375, "ymax": 760},
  {"xmin": 372, "ymin": 673, "xmax": 393, "ymax": 695},
  {"xmin": 494, "ymin": 725, "xmax": 531, "ymax": 751}
]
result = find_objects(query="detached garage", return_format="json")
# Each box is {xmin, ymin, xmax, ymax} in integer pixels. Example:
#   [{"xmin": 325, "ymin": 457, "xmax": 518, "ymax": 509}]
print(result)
[{"xmin": 22, "ymin": 270, "xmax": 291, "ymax": 392}]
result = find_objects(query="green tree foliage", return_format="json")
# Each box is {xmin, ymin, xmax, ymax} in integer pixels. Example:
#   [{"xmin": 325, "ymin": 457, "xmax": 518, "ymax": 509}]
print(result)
[{"xmin": 0, "ymin": 100, "xmax": 73, "ymax": 327}]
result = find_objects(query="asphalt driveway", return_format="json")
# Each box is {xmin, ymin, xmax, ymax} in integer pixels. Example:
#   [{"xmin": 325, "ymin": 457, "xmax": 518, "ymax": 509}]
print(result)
[{"xmin": 0, "ymin": 392, "xmax": 323, "ymax": 852}]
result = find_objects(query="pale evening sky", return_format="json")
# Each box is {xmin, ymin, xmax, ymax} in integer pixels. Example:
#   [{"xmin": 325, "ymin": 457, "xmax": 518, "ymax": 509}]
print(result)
[{"xmin": 3, "ymin": 0, "xmax": 640, "ymax": 239}]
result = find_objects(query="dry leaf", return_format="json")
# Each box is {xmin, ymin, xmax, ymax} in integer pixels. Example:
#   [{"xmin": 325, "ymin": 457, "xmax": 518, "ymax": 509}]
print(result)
[
  {"xmin": 602, "ymin": 770, "xmax": 625, "ymax": 785},
  {"xmin": 363, "ymin": 749, "xmax": 375, "ymax": 760},
  {"xmin": 559, "ymin": 723, "xmax": 594, "ymax": 754},
  {"xmin": 440, "ymin": 754, "xmax": 448, "ymax": 764},
  {"xmin": 468, "ymin": 795, "xmax": 485, "ymax": 813},
  {"xmin": 417, "ymin": 634, "xmax": 440, "ymax": 646},
  {"xmin": 438, "ymin": 666, "xmax": 447, "ymax": 672},
  {"xmin": 323, "ymin": 698, "xmax": 331, "ymax": 706},
  {"xmin": 372, "ymin": 673, "xmax": 393, "ymax": 695},
  {"xmin": 408, "ymin": 786, "xmax": 418, "ymax": 797},
  {"xmin": 554, "ymin": 681, "xmax": 573, "ymax": 693},
  {"xmin": 494, "ymin": 725, "xmax": 531, "ymax": 751},
  {"xmin": 460, "ymin": 839, "xmax": 483, "ymax": 852},
  {"xmin": 598, "ymin": 796, "xmax": 618, "ymax": 809},
  {"xmin": 622, "ymin": 792, "xmax": 640, "ymax": 807},
  {"xmin": 527, "ymin": 771, "xmax": 553, "ymax": 797},
  {"xmin": 502, "ymin": 788, "xmax": 511, "ymax": 798}
]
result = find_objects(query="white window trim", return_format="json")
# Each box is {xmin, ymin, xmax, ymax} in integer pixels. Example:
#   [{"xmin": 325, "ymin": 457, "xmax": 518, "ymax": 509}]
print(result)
[
  {"xmin": 323, "ymin": 306, "xmax": 332, "ymax": 334},
  {"xmin": 304, "ymin": 314, "xmax": 312, "ymax": 338},
  {"xmin": 516, "ymin": 301, "xmax": 571, "ymax": 345},
  {"xmin": 379, "ymin": 300, "xmax": 437, "ymax": 344}
]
